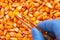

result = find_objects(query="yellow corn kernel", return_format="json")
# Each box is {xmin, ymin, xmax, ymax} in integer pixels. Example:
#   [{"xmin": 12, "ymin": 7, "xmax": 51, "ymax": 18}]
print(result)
[
  {"xmin": 45, "ymin": 7, "xmax": 49, "ymax": 12},
  {"xmin": 5, "ymin": 34, "xmax": 10, "ymax": 40},
  {"xmin": 4, "ymin": 0, "xmax": 8, "ymax": 3},
  {"xmin": 30, "ymin": 2, "xmax": 34, "ymax": 6},
  {"xmin": 27, "ymin": 38, "xmax": 31, "ymax": 40},
  {"xmin": 18, "ymin": 38, "xmax": 22, "ymax": 40},
  {"xmin": 54, "ymin": 12, "xmax": 60, "ymax": 17},
  {"xmin": 8, "ymin": 0, "xmax": 12, "ymax": 3},
  {"xmin": 8, "ymin": 11, "xmax": 14, "ymax": 17},
  {"xmin": 16, "ymin": 6, "xmax": 22, "ymax": 11},
  {"xmin": 29, "ymin": 0, "xmax": 33, "ymax": 2},
  {"xmin": 10, "ymin": 38, "xmax": 17, "ymax": 40},
  {"xmin": 3, "ymin": 19, "xmax": 7, "ymax": 24},
  {"xmin": 20, "ymin": 28, "xmax": 25, "ymax": 31},
  {"xmin": 15, "ymin": 33, "xmax": 22, "ymax": 38},
  {"xmin": 43, "ymin": 16, "xmax": 47, "ymax": 20},
  {"xmin": 7, "ymin": 26, "xmax": 13, "ymax": 29},
  {"xmin": 33, "ymin": 3, "xmax": 40, "ymax": 7},
  {"xmin": 24, "ymin": 10, "xmax": 28, "ymax": 16},
  {"xmin": 7, "ymin": 21, "xmax": 12, "ymax": 25},
  {"xmin": 28, "ymin": 13, "xmax": 33, "ymax": 17},
  {"xmin": 14, "ymin": 27, "xmax": 19, "ymax": 32},
  {"xmin": 36, "ymin": 20, "xmax": 40, "ymax": 24},
  {"xmin": 5, "ymin": 6, "xmax": 10, "ymax": 10},
  {"xmin": 13, "ymin": 10, "xmax": 19, "ymax": 16},
  {"xmin": 46, "ymin": 2, "xmax": 53, "ymax": 8},
  {"xmin": 37, "ymin": 15, "xmax": 43, "ymax": 20},
  {"xmin": 21, "ymin": 0, "xmax": 26, "ymax": 2},
  {"xmin": 33, "ymin": 21, "xmax": 37, "ymax": 25},
  {"xmin": 23, "ymin": 37, "xmax": 27, "ymax": 40},
  {"xmin": 43, "ymin": 12, "xmax": 47, "ymax": 16},
  {"xmin": 10, "ymin": 32, "xmax": 15, "ymax": 37},
  {"xmin": 33, "ymin": 11, "xmax": 40, "ymax": 17},
  {"xmin": 2, "ymin": 3, "xmax": 8, "ymax": 7},
  {"xmin": 12, "ymin": 3, "xmax": 20, "ymax": 7},
  {"xmin": 13, "ymin": 23, "xmax": 16, "ymax": 27},
  {"xmin": 31, "ymin": 17, "xmax": 36, "ymax": 21},
  {"xmin": 14, "ymin": 17, "xmax": 17, "ymax": 22},
  {"xmin": 54, "ymin": 0, "xmax": 60, "ymax": 3}
]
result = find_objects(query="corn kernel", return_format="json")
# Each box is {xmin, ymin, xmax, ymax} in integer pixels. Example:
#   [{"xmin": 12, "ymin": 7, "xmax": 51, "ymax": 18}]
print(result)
[
  {"xmin": 10, "ymin": 38, "xmax": 17, "ymax": 40},
  {"xmin": 28, "ymin": 13, "xmax": 33, "ymax": 17},
  {"xmin": 7, "ymin": 21, "xmax": 12, "ymax": 25},
  {"xmin": 16, "ymin": 6, "xmax": 22, "ymax": 11},
  {"xmin": 0, "ymin": 0, "xmax": 4, "ymax": 2},
  {"xmin": 15, "ymin": 33, "xmax": 22, "ymax": 38},
  {"xmin": 23, "ymin": 37, "xmax": 27, "ymax": 40},
  {"xmin": 54, "ymin": 12, "xmax": 60, "ymax": 17},
  {"xmin": 14, "ymin": 17, "xmax": 18, "ymax": 22},
  {"xmin": 54, "ymin": 0, "xmax": 60, "ymax": 3},
  {"xmin": 8, "ymin": 11, "xmax": 14, "ymax": 17},
  {"xmin": 24, "ymin": 10, "xmax": 28, "ymax": 16},
  {"xmin": 46, "ymin": 2, "xmax": 53, "ymax": 8},
  {"xmin": 33, "ymin": 11, "xmax": 40, "ymax": 17},
  {"xmin": 10, "ymin": 32, "xmax": 15, "ymax": 37},
  {"xmin": 20, "ymin": 28, "xmax": 25, "ymax": 31},
  {"xmin": 5, "ymin": 34, "xmax": 10, "ymax": 40},
  {"xmin": 7, "ymin": 26, "xmax": 13, "ymax": 29},
  {"xmin": 31, "ymin": 17, "xmax": 36, "ymax": 21},
  {"xmin": 0, "ymin": 24, "xmax": 4, "ymax": 29},
  {"xmin": 0, "ymin": 30, "xmax": 3, "ymax": 35},
  {"xmin": 13, "ymin": 10, "xmax": 19, "ymax": 16},
  {"xmin": 14, "ymin": 27, "xmax": 19, "ymax": 32}
]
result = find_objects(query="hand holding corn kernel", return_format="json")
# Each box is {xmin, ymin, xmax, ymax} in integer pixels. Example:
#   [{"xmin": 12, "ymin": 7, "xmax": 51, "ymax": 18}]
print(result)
[{"xmin": 32, "ymin": 20, "xmax": 60, "ymax": 40}]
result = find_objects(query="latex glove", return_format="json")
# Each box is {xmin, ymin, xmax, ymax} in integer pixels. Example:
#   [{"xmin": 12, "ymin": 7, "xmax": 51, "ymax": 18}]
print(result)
[{"xmin": 31, "ymin": 20, "xmax": 60, "ymax": 40}]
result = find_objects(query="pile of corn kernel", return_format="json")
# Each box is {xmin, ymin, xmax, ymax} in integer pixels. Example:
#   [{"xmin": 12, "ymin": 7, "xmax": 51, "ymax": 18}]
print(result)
[{"xmin": 0, "ymin": 0, "xmax": 60, "ymax": 40}]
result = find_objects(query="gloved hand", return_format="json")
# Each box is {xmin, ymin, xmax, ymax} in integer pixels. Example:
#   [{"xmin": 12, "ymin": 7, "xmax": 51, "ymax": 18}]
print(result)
[{"xmin": 31, "ymin": 20, "xmax": 60, "ymax": 40}]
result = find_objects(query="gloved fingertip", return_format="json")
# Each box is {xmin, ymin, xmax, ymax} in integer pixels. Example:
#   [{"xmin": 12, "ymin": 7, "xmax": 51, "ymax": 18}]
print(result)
[
  {"xmin": 31, "ymin": 28, "xmax": 45, "ymax": 40},
  {"xmin": 37, "ymin": 20, "xmax": 47, "ymax": 31}
]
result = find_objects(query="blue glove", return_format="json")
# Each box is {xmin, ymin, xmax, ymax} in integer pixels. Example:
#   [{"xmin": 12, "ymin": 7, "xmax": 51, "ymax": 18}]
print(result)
[{"xmin": 31, "ymin": 20, "xmax": 60, "ymax": 40}]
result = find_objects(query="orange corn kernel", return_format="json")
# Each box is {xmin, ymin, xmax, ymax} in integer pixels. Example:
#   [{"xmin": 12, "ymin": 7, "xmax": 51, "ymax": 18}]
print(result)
[
  {"xmin": 14, "ymin": 17, "xmax": 18, "ymax": 22},
  {"xmin": 20, "ymin": 28, "xmax": 25, "ymax": 31},
  {"xmin": 0, "ymin": 24, "xmax": 4, "ymax": 29},
  {"xmin": 27, "ymin": 38, "xmax": 31, "ymax": 40},
  {"xmin": 28, "ymin": 34, "xmax": 32, "ymax": 38},
  {"xmin": 0, "ymin": 30, "xmax": 3, "ymax": 35},
  {"xmin": 0, "ymin": 0, "xmax": 4, "ymax": 2}
]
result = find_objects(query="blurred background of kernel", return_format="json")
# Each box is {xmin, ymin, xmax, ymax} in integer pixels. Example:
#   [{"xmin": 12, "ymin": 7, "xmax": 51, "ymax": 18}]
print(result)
[{"xmin": 0, "ymin": 0, "xmax": 60, "ymax": 40}]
